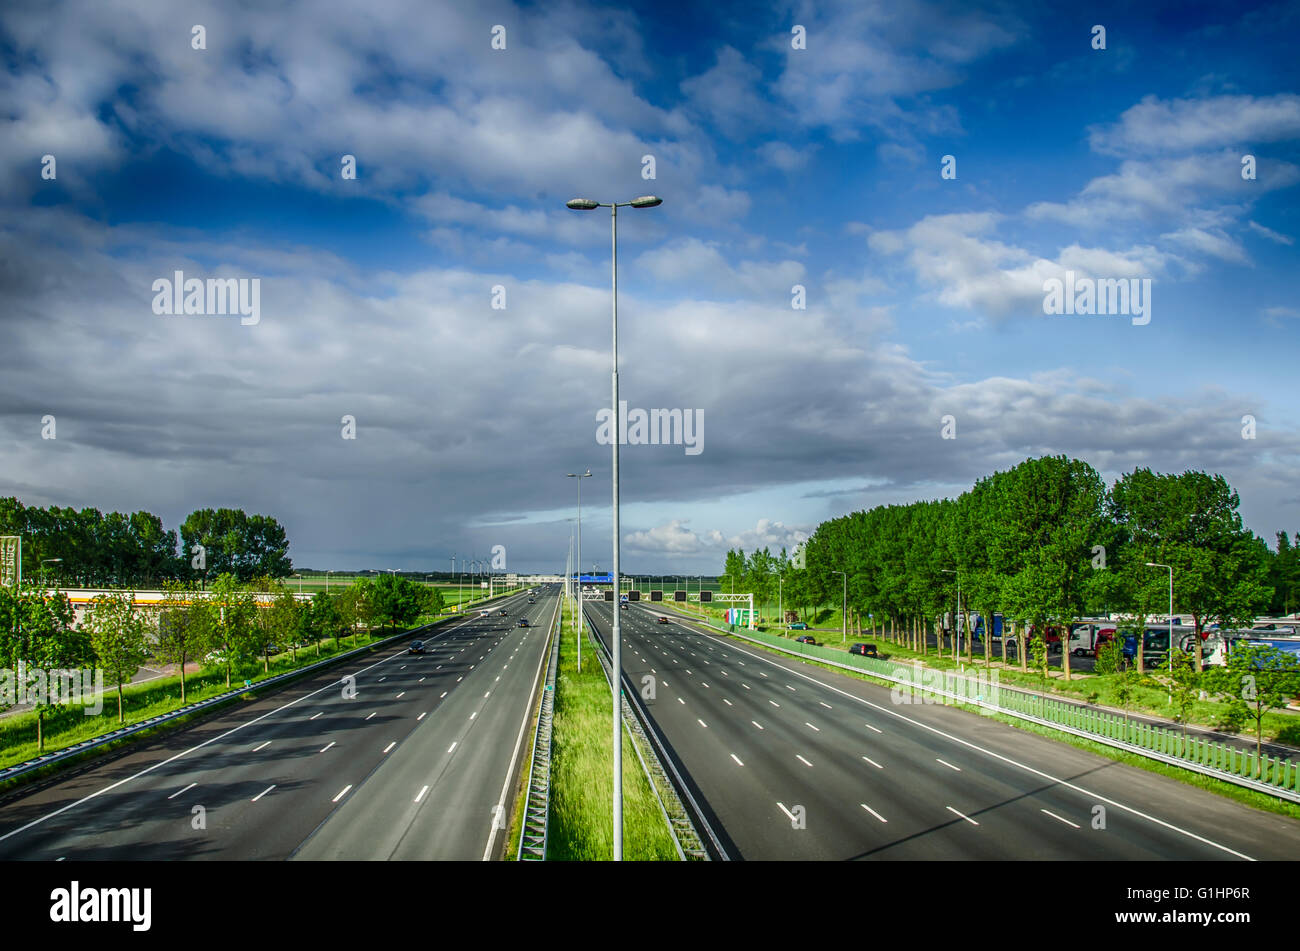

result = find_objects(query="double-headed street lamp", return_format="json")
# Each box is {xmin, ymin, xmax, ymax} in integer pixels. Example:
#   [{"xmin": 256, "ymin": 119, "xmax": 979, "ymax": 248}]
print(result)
[
  {"xmin": 566, "ymin": 192, "xmax": 662, "ymax": 861},
  {"xmin": 567, "ymin": 469, "xmax": 592, "ymax": 628}
]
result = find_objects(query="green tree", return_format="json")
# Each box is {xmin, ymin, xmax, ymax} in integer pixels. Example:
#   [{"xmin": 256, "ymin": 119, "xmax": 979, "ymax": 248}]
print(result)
[
  {"xmin": 1204, "ymin": 643, "xmax": 1300, "ymax": 767},
  {"xmin": 208, "ymin": 573, "xmax": 258, "ymax": 687},
  {"xmin": 156, "ymin": 581, "xmax": 212, "ymax": 705},
  {"xmin": 85, "ymin": 591, "xmax": 149, "ymax": 723}
]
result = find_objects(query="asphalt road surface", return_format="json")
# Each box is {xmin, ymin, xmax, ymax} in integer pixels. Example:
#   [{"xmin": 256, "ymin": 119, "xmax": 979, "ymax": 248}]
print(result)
[
  {"xmin": 0, "ymin": 589, "xmax": 557, "ymax": 860},
  {"xmin": 585, "ymin": 600, "xmax": 1300, "ymax": 860}
]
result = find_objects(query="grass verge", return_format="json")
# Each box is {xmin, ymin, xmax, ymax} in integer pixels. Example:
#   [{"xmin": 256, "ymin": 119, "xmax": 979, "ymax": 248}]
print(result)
[{"xmin": 546, "ymin": 622, "xmax": 679, "ymax": 860}]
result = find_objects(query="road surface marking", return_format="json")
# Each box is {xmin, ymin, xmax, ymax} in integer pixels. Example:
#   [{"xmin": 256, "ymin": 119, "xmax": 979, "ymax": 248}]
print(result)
[
  {"xmin": 861, "ymin": 803, "xmax": 888, "ymax": 823},
  {"xmin": 677, "ymin": 698, "xmax": 685, "ymax": 704},
  {"xmin": 332, "ymin": 785, "xmax": 352, "ymax": 803},
  {"xmin": 786, "ymin": 685, "xmax": 796, "ymax": 691},
  {"xmin": 796, "ymin": 754, "xmax": 813, "ymax": 767},
  {"xmin": 742, "ymin": 683, "xmax": 751, "ymax": 690},
  {"xmin": 383, "ymin": 742, "xmax": 396, "ymax": 753},
  {"xmin": 470, "ymin": 712, "xmax": 477, "ymax": 720},
  {"xmin": 864, "ymin": 723, "xmax": 882, "ymax": 734},
  {"xmin": 1041, "ymin": 809, "xmax": 1080, "ymax": 829},
  {"xmin": 310, "ymin": 712, "xmax": 323, "ymax": 720},
  {"xmin": 698, "ymin": 719, "xmax": 708, "ymax": 728},
  {"xmin": 441, "ymin": 691, "xmax": 448, "ymax": 698},
  {"xmin": 252, "ymin": 741, "xmax": 271, "ymax": 752},
  {"xmin": 319, "ymin": 741, "xmax": 335, "ymax": 753},
  {"xmin": 777, "ymin": 802, "xmax": 799, "ymax": 822},
  {"xmin": 252, "ymin": 785, "xmax": 276, "ymax": 802},
  {"xmin": 819, "ymin": 701, "xmax": 832, "ymax": 709},
  {"xmin": 937, "ymin": 758, "xmax": 961, "ymax": 771},
  {"xmin": 946, "ymin": 806, "xmax": 978, "ymax": 825},
  {"xmin": 417, "ymin": 712, "xmax": 427, "ymax": 721},
  {"xmin": 396, "ymin": 691, "xmax": 405, "ymax": 699},
  {"xmin": 167, "ymin": 783, "xmax": 197, "ymax": 800},
  {"xmin": 730, "ymin": 754, "xmax": 744, "ymax": 766},
  {"xmin": 701, "ymin": 682, "xmax": 709, "ymax": 688},
  {"xmin": 722, "ymin": 698, "xmax": 733, "ymax": 706},
  {"xmin": 805, "ymin": 722, "xmax": 820, "ymax": 732},
  {"xmin": 365, "ymin": 712, "xmax": 376, "ymax": 720},
  {"xmin": 769, "ymin": 700, "xmax": 780, "ymax": 707},
  {"xmin": 752, "ymin": 721, "xmax": 764, "ymax": 730},
  {"xmin": 862, "ymin": 755, "xmax": 883, "ymax": 768},
  {"xmin": 415, "ymin": 785, "xmax": 429, "ymax": 803}
]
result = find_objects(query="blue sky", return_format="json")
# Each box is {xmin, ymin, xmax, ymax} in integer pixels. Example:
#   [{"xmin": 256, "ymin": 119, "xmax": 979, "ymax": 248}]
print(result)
[{"xmin": 2, "ymin": 0, "xmax": 1298, "ymax": 573}]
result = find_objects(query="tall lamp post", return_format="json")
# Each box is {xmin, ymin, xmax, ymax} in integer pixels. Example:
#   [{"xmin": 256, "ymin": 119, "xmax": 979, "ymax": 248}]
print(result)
[
  {"xmin": 832, "ymin": 570, "xmax": 847, "ymax": 643},
  {"xmin": 567, "ymin": 469, "xmax": 592, "ymax": 635},
  {"xmin": 40, "ymin": 557, "xmax": 62, "ymax": 587},
  {"xmin": 566, "ymin": 192, "xmax": 662, "ymax": 862},
  {"xmin": 942, "ymin": 569, "xmax": 961, "ymax": 660},
  {"xmin": 1147, "ymin": 562, "xmax": 1175, "ymax": 668}
]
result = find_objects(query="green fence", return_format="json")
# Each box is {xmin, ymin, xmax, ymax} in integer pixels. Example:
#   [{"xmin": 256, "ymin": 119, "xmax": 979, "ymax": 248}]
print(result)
[{"xmin": 696, "ymin": 619, "xmax": 1299, "ymax": 800}]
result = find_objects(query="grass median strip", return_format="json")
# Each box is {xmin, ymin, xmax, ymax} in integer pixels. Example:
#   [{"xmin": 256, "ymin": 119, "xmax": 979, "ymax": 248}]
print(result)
[{"xmin": 546, "ymin": 622, "xmax": 678, "ymax": 861}]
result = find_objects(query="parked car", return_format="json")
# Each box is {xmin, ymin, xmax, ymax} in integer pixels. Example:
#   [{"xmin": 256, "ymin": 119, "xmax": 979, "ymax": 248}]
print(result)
[
  {"xmin": 408, "ymin": 640, "xmax": 427, "ymax": 654},
  {"xmin": 848, "ymin": 643, "xmax": 878, "ymax": 657},
  {"xmin": 795, "ymin": 635, "xmax": 817, "ymax": 645},
  {"xmin": 789, "ymin": 621, "xmax": 809, "ymax": 631}
]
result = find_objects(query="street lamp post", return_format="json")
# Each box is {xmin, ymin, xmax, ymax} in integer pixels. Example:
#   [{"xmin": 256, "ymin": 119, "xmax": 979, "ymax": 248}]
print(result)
[
  {"xmin": 942, "ymin": 569, "xmax": 961, "ymax": 661},
  {"xmin": 832, "ymin": 570, "xmax": 847, "ymax": 643},
  {"xmin": 567, "ymin": 468, "xmax": 592, "ymax": 638},
  {"xmin": 1147, "ymin": 562, "xmax": 1175, "ymax": 669},
  {"xmin": 566, "ymin": 192, "xmax": 661, "ymax": 862},
  {"xmin": 40, "ymin": 557, "xmax": 62, "ymax": 587}
]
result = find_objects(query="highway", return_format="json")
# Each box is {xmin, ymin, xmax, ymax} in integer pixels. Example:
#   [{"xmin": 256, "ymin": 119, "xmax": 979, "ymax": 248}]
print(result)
[
  {"xmin": 0, "ymin": 589, "xmax": 558, "ymax": 860},
  {"xmin": 585, "ymin": 600, "xmax": 1300, "ymax": 860}
]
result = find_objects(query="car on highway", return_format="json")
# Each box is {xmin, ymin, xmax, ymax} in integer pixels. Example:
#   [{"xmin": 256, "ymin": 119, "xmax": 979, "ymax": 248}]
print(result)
[
  {"xmin": 620, "ymin": 602, "xmax": 629, "ymax": 610},
  {"xmin": 848, "ymin": 642, "xmax": 877, "ymax": 657},
  {"xmin": 408, "ymin": 640, "xmax": 427, "ymax": 654},
  {"xmin": 794, "ymin": 634, "xmax": 817, "ymax": 645},
  {"xmin": 516, "ymin": 618, "xmax": 529, "ymax": 628},
  {"xmin": 657, "ymin": 616, "xmax": 669, "ymax": 624},
  {"xmin": 789, "ymin": 621, "xmax": 809, "ymax": 630},
  {"xmin": 528, "ymin": 597, "xmax": 536, "ymax": 603},
  {"xmin": 479, "ymin": 610, "xmax": 491, "ymax": 617},
  {"xmin": 499, "ymin": 609, "xmax": 509, "ymax": 616}
]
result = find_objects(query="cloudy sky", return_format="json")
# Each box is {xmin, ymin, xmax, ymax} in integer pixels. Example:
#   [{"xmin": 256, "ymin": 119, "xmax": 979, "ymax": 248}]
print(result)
[{"xmin": 2, "ymin": 0, "xmax": 1298, "ymax": 575}]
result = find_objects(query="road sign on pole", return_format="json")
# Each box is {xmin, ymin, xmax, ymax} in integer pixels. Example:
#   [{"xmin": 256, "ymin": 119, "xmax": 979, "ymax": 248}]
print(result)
[{"xmin": 0, "ymin": 536, "xmax": 20, "ymax": 588}]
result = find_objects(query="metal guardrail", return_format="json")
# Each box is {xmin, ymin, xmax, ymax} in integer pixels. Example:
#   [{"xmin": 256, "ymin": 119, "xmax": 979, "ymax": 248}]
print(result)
[
  {"xmin": 0, "ymin": 591, "xmax": 526, "ymax": 786},
  {"xmin": 680, "ymin": 617, "xmax": 1300, "ymax": 805},
  {"xmin": 582, "ymin": 605, "xmax": 725, "ymax": 860},
  {"xmin": 517, "ymin": 612, "xmax": 561, "ymax": 861}
]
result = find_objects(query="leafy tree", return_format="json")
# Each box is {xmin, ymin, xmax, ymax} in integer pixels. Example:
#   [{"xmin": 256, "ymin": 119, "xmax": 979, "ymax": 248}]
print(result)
[
  {"xmin": 208, "ymin": 573, "xmax": 258, "ymax": 687},
  {"xmin": 85, "ymin": 591, "xmax": 149, "ymax": 723},
  {"xmin": 1204, "ymin": 643, "xmax": 1300, "ymax": 766},
  {"xmin": 156, "ymin": 581, "xmax": 212, "ymax": 704},
  {"xmin": 1167, "ymin": 650, "xmax": 1201, "ymax": 737}
]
